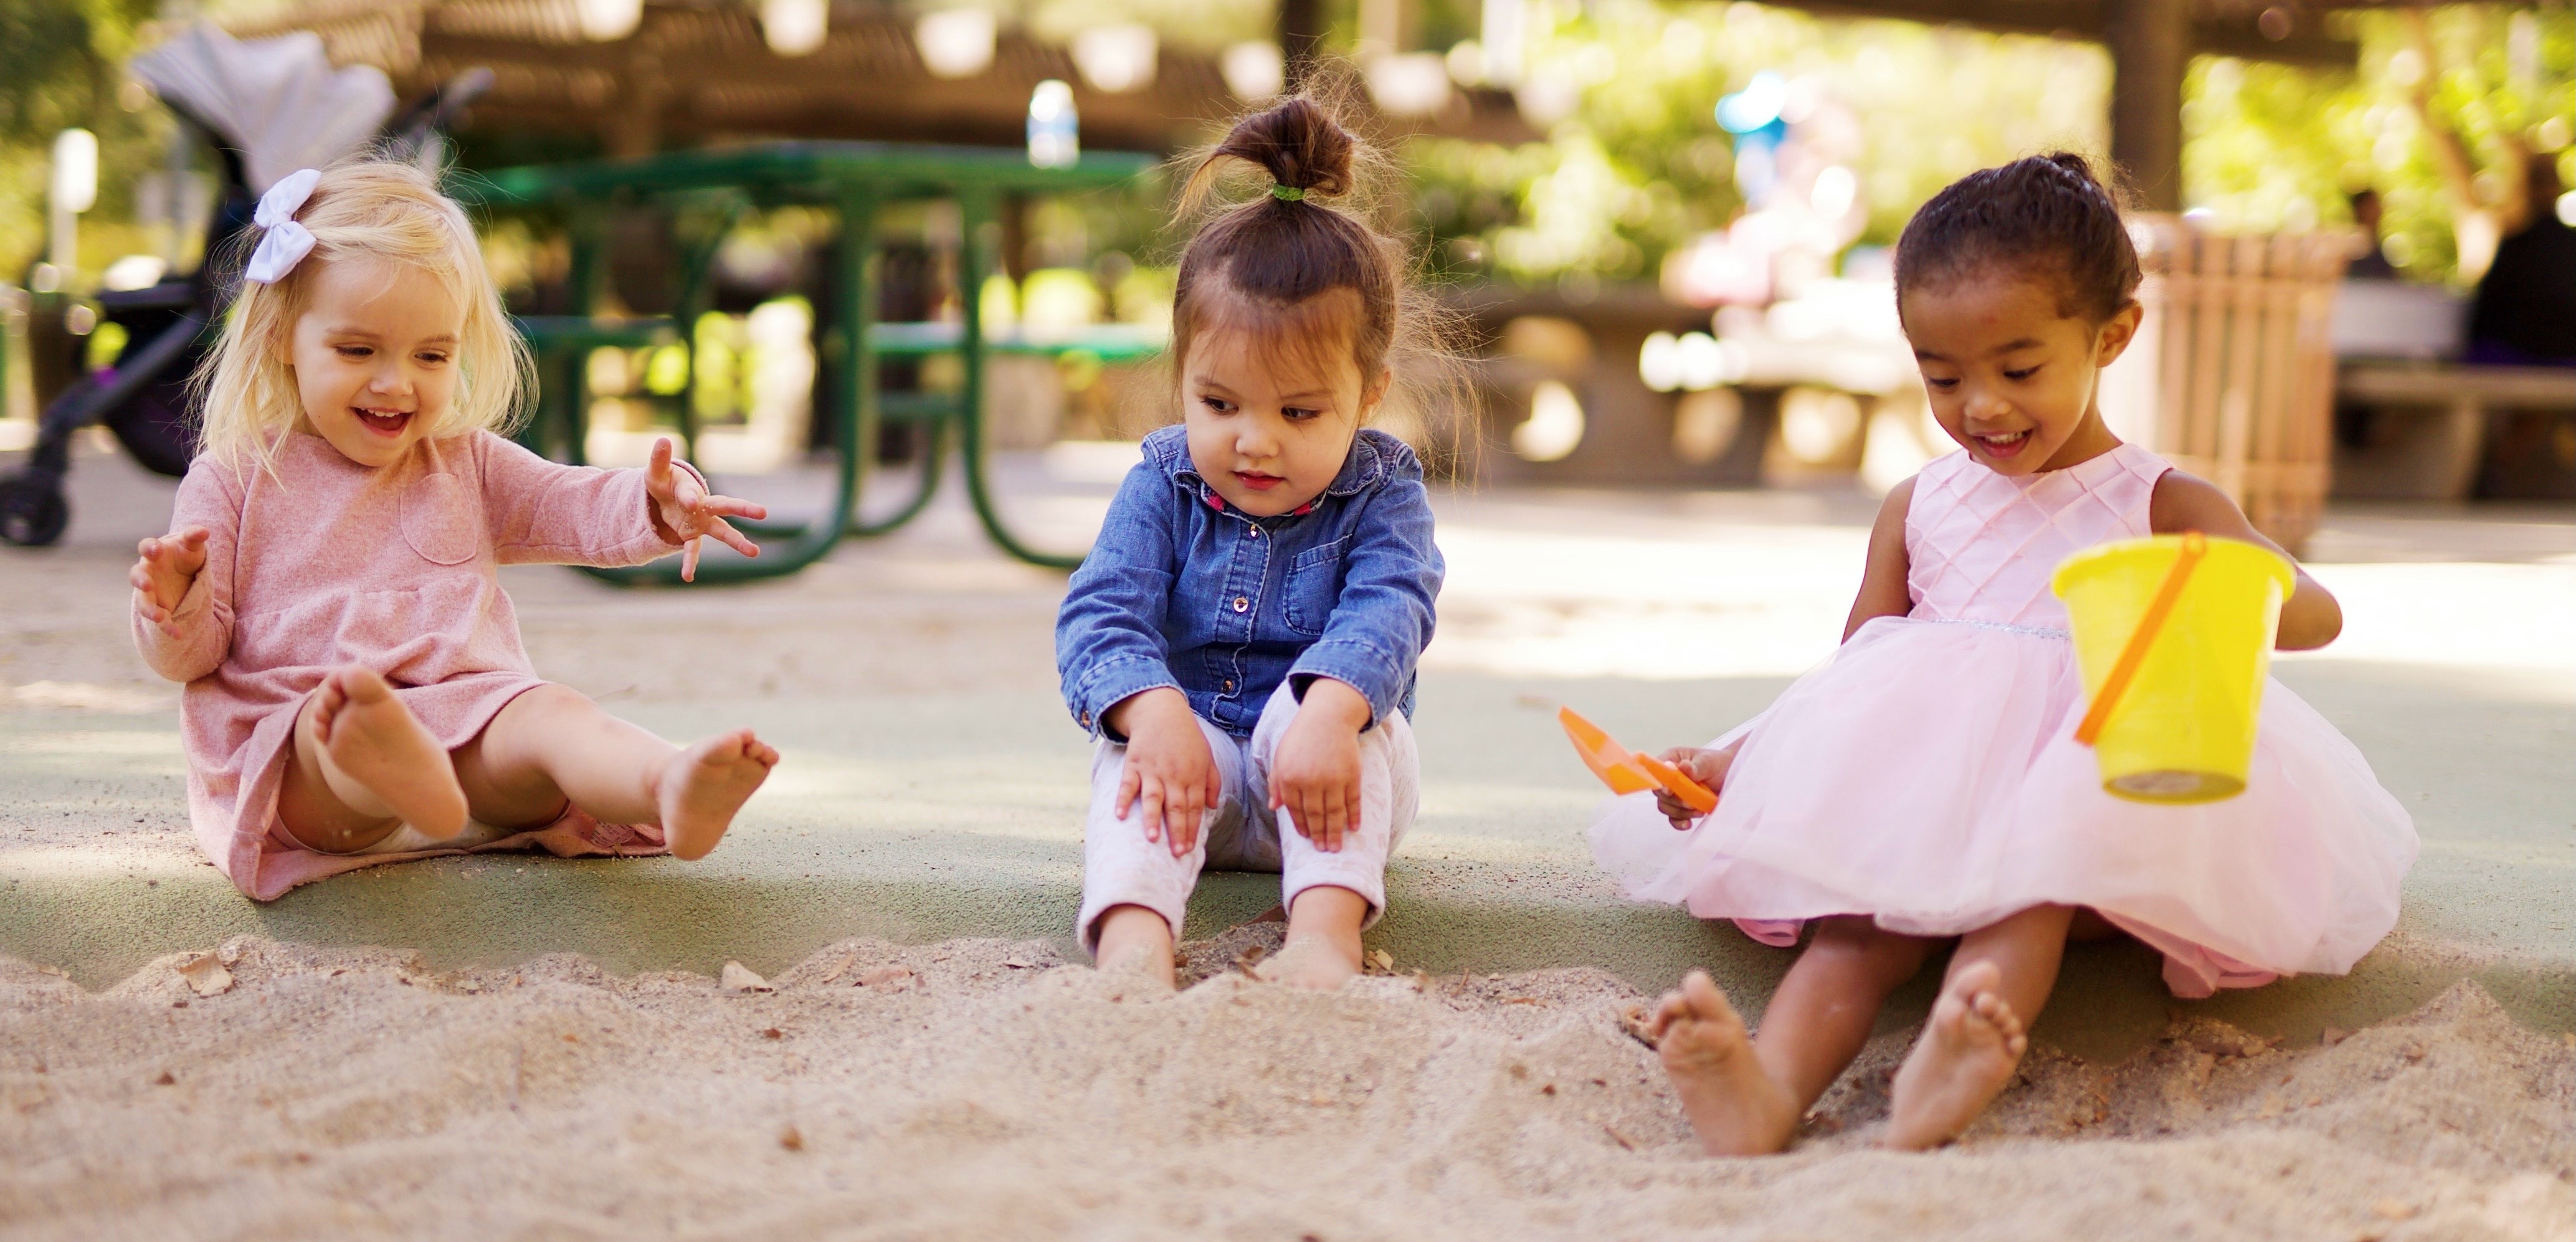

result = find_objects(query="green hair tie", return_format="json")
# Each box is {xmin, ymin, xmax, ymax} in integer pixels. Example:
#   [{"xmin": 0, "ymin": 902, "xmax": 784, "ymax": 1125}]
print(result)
[{"xmin": 1270, "ymin": 184, "xmax": 1307, "ymax": 201}]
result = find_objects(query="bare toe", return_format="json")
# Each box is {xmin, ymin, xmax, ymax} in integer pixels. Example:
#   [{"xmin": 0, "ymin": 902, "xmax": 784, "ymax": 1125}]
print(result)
[
  {"xmin": 1657, "ymin": 971, "xmax": 1799, "ymax": 1157},
  {"xmin": 313, "ymin": 669, "xmax": 467, "ymax": 839},
  {"xmin": 1251, "ymin": 935, "xmax": 1359, "ymax": 991},
  {"xmin": 1884, "ymin": 962, "xmax": 2027, "ymax": 1150},
  {"xmin": 658, "ymin": 730, "xmax": 774, "ymax": 861}
]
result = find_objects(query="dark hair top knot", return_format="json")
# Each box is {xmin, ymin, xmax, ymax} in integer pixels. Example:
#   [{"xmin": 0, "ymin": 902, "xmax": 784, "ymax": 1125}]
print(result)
[
  {"xmin": 1203, "ymin": 97, "xmax": 1354, "ymax": 199},
  {"xmin": 1894, "ymin": 151, "xmax": 2142, "ymax": 324},
  {"xmin": 1169, "ymin": 95, "xmax": 1400, "ymax": 386}
]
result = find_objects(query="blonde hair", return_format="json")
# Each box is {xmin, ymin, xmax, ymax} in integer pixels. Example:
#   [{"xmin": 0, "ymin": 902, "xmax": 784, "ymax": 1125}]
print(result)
[{"xmin": 194, "ymin": 158, "xmax": 528, "ymax": 475}]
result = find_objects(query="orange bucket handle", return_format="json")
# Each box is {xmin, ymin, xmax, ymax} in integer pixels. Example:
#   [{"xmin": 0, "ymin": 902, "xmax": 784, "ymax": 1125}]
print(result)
[{"xmin": 2073, "ymin": 530, "xmax": 2207, "ymax": 747}]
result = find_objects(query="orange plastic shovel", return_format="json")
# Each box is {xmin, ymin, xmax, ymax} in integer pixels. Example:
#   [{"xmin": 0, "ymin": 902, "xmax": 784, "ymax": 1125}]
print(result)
[{"xmin": 1559, "ymin": 707, "xmax": 1719, "ymax": 814}]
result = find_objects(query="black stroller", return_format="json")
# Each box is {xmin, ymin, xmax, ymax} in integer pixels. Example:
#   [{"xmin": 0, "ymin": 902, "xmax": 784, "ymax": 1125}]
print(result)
[{"xmin": 0, "ymin": 24, "xmax": 489, "ymax": 547}]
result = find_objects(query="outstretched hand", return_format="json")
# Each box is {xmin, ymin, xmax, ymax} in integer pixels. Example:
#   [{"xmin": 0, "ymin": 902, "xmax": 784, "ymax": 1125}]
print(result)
[
  {"xmin": 130, "ymin": 526, "xmax": 211, "ymax": 639},
  {"xmin": 645, "ymin": 437, "xmax": 768, "ymax": 581}
]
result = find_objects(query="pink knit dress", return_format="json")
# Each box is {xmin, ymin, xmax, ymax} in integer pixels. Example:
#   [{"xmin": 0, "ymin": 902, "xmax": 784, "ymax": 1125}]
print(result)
[
  {"xmin": 133, "ymin": 430, "xmax": 687, "ymax": 900},
  {"xmin": 1588, "ymin": 444, "xmax": 2420, "ymax": 997}
]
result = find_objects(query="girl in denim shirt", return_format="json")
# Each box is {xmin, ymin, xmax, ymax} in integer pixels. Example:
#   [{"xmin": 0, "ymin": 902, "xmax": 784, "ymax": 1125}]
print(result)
[{"xmin": 1055, "ymin": 98, "xmax": 1445, "ymax": 991}]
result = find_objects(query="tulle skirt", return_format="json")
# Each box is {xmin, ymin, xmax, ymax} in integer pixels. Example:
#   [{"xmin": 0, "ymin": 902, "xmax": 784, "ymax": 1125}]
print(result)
[{"xmin": 1588, "ymin": 616, "xmax": 2420, "ymax": 997}]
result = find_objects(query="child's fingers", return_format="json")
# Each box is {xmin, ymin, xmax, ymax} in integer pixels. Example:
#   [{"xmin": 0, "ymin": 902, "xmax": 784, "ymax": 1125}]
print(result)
[
  {"xmin": 1116, "ymin": 761, "xmax": 1140, "ymax": 820},
  {"xmin": 681, "ymin": 537, "xmax": 701, "ymax": 582},
  {"xmin": 1137, "ymin": 783, "xmax": 1166, "ymax": 844},
  {"xmin": 1166, "ymin": 786, "xmax": 1199, "ymax": 856},
  {"xmin": 701, "ymin": 517, "xmax": 761, "ymax": 559},
  {"xmin": 1307, "ymin": 786, "xmax": 1339, "ymax": 853},
  {"xmin": 647, "ymin": 437, "xmax": 675, "ymax": 487},
  {"xmin": 703, "ymin": 494, "xmax": 768, "ymax": 521},
  {"xmin": 1314, "ymin": 786, "xmax": 1343, "ymax": 853}
]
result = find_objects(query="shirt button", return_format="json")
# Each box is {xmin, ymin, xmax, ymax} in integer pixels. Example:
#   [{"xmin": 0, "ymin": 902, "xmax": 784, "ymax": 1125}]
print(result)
[
  {"xmin": 1232, "ymin": 596, "xmax": 1249, "ymax": 613},
  {"xmin": 1249, "ymin": 527, "xmax": 1262, "ymax": 537},
  {"xmin": 1080, "ymin": 712, "xmax": 1092, "ymax": 727}
]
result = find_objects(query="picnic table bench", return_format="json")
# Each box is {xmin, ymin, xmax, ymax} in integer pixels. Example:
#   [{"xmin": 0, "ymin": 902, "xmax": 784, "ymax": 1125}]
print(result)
[
  {"xmin": 2333, "ymin": 361, "xmax": 2576, "ymax": 500},
  {"xmin": 461, "ymin": 141, "xmax": 1161, "ymax": 583}
]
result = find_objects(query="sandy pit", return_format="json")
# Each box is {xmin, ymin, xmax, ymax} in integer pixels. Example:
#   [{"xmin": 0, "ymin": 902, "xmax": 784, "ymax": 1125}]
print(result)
[{"xmin": 3, "ymin": 923, "xmax": 2572, "ymax": 1241}]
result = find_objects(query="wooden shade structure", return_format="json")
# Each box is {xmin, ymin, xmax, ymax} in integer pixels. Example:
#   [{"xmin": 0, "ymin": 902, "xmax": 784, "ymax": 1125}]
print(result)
[
  {"xmin": 216, "ymin": 0, "xmax": 1538, "ymax": 159},
  {"xmin": 222, "ymin": 0, "xmax": 2372, "ymax": 209}
]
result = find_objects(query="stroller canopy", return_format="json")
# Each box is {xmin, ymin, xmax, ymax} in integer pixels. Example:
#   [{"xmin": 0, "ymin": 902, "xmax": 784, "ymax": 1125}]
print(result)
[{"xmin": 131, "ymin": 24, "xmax": 396, "ymax": 193}]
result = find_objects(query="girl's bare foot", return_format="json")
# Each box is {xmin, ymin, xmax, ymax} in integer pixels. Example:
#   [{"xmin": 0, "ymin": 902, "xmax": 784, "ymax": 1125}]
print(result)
[
  {"xmin": 1651, "ymin": 970, "xmax": 1800, "ymax": 1156},
  {"xmin": 1091, "ymin": 905, "xmax": 1178, "ymax": 991},
  {"xmin": 312, "ymin": 667, "xmax": 468, "ymax": 840},
  {"xmin": 654, "ymin": 729, "xmax": 777, "ymax": 860},
  {"xmin": 1883, "ymin": 960, "xmax": 2028, "ymax": 1150},
  {"xmin": 1253, "ymin": 933, "xmax": 1361, "ymax": 991}
]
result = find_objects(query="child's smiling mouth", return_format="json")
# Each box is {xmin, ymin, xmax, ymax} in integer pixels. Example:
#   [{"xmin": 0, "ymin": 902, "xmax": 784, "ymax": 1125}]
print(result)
[
  {"xmin": 1972, "ymin": 428, "xmax": 2032, "ymax": 459},
  {"xmin": 1233, "ymin": 470, "xmax": 1284, "ymax": 491},
  {"xmin": 354, "ymin": 407, "xmax": 413, "ymax": 437}
]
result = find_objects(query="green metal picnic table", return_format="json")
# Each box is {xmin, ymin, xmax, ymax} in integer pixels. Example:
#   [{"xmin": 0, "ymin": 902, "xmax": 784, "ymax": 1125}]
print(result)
[{"xmin": 460, "ymin": 141, "xmax": 1162, "ymax": 583}]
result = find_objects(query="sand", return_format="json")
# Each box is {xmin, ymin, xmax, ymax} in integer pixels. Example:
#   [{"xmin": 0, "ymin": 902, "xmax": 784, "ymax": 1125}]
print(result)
[{"xmin": 2, "ymin": 924, "xmax": 2572, "ymax": 1241}]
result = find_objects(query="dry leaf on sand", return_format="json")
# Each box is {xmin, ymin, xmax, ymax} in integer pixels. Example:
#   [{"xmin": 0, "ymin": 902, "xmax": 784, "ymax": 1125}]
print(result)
[
  {"xmin": 1364, "ymin": 949, "xmax": 1395, "ymax": 973},
  {"xmin": 174, "ymin": 953, "xmax": 233, "ymax": 998},
  {"xmin": 857, "ymin": 965, "xmax": 915, "ymax": 990},
  {"xmin": 719, "ymin": 962, "xmax": 772, "ymax": 993}
]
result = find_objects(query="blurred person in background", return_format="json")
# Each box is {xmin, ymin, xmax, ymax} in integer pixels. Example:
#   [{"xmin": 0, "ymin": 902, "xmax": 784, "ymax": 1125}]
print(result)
[
  {"xmin": 2466, "ymin": 154, "xmax": 2576, "ymax": 367},
  {"xmin": 2345, "ymin": 189, "xmax": 2399, "ymax": 280}
]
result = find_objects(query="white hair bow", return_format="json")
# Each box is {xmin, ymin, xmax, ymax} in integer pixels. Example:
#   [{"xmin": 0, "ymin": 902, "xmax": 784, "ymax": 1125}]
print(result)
[{"xmin": 243, "ymin": 168, "xmax": 323, "ymax": 284}]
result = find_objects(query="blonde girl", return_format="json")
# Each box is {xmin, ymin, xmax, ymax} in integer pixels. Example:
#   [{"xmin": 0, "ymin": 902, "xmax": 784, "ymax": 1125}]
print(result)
[{"xmin": 130, "ymin": 159, "xmax": 778, "ymax": 899}]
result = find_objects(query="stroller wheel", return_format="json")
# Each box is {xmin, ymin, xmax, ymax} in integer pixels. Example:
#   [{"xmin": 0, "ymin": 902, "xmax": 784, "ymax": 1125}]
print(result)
[{"xmin": 0, "ymin": 474, "xmax": 70, "ymax": 547}]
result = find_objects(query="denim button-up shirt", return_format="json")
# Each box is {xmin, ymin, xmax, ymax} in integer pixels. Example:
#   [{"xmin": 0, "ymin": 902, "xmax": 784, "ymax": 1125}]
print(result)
[{"xmin": 1057, "ymin": 425, "xmax": 1443, "ymax": 740}]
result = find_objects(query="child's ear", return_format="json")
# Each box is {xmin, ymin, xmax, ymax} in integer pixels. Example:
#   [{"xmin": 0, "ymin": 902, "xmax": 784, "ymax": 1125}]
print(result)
[
  {"xmin": 1360, "ymin": 365, "xmax": 1394, "ymax": 418},
  {"xmin": 2093, "ymin": 300, "xmax": 2144, "ymax": 368}
]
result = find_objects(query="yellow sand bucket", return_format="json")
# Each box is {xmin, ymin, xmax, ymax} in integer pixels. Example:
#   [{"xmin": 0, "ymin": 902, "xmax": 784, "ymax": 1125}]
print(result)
[{"xmin": 2050, "ymin": 532, "xmax": 2295, "ymax": 804}]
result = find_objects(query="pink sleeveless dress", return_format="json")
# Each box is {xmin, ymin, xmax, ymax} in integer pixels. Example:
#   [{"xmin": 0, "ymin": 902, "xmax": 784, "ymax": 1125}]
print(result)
[{"xmin": 1588, "ymin": 444, "xmax": 2418, "ymax": 997}]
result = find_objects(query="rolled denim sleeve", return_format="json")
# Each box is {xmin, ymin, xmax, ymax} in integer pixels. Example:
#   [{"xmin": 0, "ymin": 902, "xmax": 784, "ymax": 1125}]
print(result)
[
  {"xmin": 1056, "ymin": 460, "xmax": 1184, "ymax": 738},
  {"xmin": 1288, "ymin": 465, "xmax": 1443, "ymax": 728}
]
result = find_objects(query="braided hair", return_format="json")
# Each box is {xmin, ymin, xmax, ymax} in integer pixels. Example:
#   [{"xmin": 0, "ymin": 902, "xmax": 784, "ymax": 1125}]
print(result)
[{"xmin": 1893, "ymin": 152, "xmax": 2142, "ymax": 324}]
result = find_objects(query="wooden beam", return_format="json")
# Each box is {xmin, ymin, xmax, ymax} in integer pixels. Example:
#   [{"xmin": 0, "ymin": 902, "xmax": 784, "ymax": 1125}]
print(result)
[
  {"xmin": 1790, "ymin": 0, "xmax": 2354, "ymax": 67},
  {"xmin": 2108, "ymin": 0, "xmax": 2192, "ymax": 209}
]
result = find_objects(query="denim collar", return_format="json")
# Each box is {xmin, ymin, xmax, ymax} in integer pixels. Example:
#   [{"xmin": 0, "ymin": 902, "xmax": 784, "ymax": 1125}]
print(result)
[{"xmin": 1152, "ymin": 425, "xmax": 1390, "ymax": 515}]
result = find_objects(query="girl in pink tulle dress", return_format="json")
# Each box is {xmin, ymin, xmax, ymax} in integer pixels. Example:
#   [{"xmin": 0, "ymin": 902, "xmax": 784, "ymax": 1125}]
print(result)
[{"xmin": 1595, "ymin": 155, "xmax": 2417, "ymax": 1156}]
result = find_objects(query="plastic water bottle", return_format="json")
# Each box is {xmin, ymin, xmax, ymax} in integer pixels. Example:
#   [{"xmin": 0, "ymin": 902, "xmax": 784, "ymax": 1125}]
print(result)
[{"xmin": 1027, "ymin": 79, "xmax": 1078, "ymax": 169}]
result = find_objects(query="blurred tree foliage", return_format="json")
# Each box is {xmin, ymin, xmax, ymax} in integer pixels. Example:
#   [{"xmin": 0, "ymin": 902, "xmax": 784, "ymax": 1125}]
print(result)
[
  {"xmin": 4, "ymin": 0, "xmax": 2563, "ymax": 293},
  {"xmin": 2186, "ymin": 7, "xmax": 2575, "ymax": 284},
  {"xmin": 1412, "ymin": 0, "xmax": 2569, "ymax": 289},
  {"xmin": 0, "ymin": 0, "xmax": 165, "ymax": 279},
  {"xmin": 1409, "ymin": 0, "xmax": 2109, "ymax": 287}
]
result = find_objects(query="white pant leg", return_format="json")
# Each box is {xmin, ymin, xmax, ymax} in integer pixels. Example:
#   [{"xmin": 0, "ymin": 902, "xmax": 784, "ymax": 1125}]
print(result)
[
  {"xmin": 1075, "ymin": 713, "xmax": 1250, "ymax": 952},
  {"xmin": 1247, "ymin": 682, "xmax": 1419, "ymax": 927}
]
